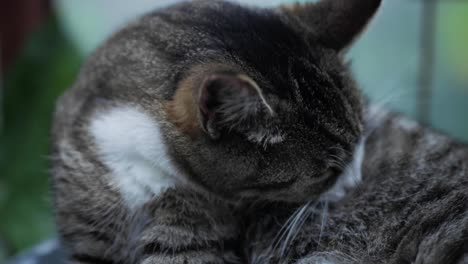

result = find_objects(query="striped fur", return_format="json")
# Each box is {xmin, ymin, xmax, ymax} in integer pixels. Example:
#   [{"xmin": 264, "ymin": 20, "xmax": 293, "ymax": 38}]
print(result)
[
  {"xmin": 245, "ymin": 110, "xmax": 468, "ymax": 264},
  {"xmin": 50, "ymin": 0, "xmax": 467, "ymax": 263}
]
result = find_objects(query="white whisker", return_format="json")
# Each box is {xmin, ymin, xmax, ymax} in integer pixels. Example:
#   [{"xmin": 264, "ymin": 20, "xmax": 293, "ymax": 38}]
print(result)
[
  {"xmin": 318, "ymin": 200, "xmax": 329, "ymax": 246},
  {"xmin": 279, "ymin": 202, "xmax": 312, "ymax": 256}
]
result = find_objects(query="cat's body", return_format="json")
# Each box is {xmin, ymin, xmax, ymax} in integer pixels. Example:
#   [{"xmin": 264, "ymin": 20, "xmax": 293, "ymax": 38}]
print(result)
[{"xmin": 50, "ymin": 0, "xmax": 468, "ymax": 263}]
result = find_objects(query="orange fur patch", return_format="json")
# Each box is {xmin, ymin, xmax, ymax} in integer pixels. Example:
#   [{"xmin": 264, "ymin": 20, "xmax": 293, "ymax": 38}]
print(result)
[
  {"xmin": 164, "ymin": 63, "xmax": 245, "ymax": 137},
  {"xmin": 164, "ymin": 76, "xmax": 200, "ymax": 137}
]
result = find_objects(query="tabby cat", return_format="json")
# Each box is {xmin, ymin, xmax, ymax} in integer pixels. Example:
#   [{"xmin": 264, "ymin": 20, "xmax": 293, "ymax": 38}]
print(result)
[{"xmin": 50, "ymin": 0, "xmax": 468, "ymax": 263}]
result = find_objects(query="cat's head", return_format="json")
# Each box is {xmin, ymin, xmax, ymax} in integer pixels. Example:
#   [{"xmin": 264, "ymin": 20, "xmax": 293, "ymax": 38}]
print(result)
[
  {"xmin": 158, "ymin": 0, "xmax": 381, "ymax": 203},
  {"xmin": 84, "ymin": 0, "xmax": 381, "ymax": 205}
]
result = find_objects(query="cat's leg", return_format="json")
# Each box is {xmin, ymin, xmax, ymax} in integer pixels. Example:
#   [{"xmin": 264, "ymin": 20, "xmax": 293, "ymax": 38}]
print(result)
[
  {"xmin": 135, "ymin": 188, "xmax": 243, "ymax": 264},
  {"xmin": 56, "ymin": 184, "xmax": 242, "ymax": 264},
  {"xmin": 53, "ymin": 174, "xmax": 132, "ymax": 264}
]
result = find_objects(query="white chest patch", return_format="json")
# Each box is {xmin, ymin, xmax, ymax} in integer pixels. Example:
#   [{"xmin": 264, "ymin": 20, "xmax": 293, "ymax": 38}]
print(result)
[
  {"xmin": 89, "ymin": 106, "xmax": 181, "ymax": 208},
  {"xmin": 321, "ymin": 138, "xmax": 365, "ymax": 203}
]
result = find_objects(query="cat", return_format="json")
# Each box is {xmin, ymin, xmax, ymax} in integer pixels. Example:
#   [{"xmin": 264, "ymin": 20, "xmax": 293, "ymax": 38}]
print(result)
[{"xmin": 50, "ymin": 0, "xmax": 468, "ymax": 263}]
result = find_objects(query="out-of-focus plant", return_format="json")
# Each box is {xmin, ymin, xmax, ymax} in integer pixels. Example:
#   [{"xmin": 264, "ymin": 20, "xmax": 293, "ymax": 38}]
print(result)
[
  {"xmin": 1, "ymin": 16, "xmax": 81, "ymax": 254},
  {"xmin": 440, "ymin": 4, "xmax": 468, "ymax": 85}
]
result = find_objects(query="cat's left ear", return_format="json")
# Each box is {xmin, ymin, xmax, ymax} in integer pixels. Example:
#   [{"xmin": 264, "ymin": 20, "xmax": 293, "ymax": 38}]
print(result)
[{"xmin": 282, "ymin": 0, "xmax": 382, "ymax": 51}]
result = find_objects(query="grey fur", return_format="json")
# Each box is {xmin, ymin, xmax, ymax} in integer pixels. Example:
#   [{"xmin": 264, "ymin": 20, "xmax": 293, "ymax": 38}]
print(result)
[
  {"xmin": 50, "ymin": 0, "xmax": 468, "ymax": 263},
  {"xmin": 246, "ymin": 110, "xmax": 468, "ymax": 264}
]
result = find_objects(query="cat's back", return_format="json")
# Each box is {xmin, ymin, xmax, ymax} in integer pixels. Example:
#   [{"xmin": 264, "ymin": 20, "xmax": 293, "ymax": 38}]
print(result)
[{"xmin": 363, "ymin": 107, "xmax": 468, "ymax": 185}]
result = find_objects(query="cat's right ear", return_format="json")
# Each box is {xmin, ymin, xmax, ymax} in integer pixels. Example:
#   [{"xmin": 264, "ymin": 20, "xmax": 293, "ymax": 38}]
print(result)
[
  {"xmin": 165, "ymin": 69, "xmax": 274, "ymax": 140},
  {"xmin": 197, "ymin": 73, "xmax": 274, "ymax": 139},
  {"xmin": 282, "ymin": 0, "xmax": 382, "ymax": 51}
]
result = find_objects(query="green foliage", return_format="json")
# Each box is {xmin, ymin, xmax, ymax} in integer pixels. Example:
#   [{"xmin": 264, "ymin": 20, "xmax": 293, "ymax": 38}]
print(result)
[
  {"xmin": 439, "ymin": 4, "xmax": 468, "ymax": 84},
  {"xmin": 1, "ymin": 16, "xmax": 82, "ymax": 255}
]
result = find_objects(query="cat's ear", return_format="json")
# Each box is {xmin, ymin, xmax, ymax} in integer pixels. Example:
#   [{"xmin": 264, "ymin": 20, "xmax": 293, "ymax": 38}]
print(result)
[
  {"xmin": 283, "ymin": 0, "xmax": 381, "ymax": 51},
  {"xmin": 198, "ymin": 73, "xmax": 274, "ymax": 139}
]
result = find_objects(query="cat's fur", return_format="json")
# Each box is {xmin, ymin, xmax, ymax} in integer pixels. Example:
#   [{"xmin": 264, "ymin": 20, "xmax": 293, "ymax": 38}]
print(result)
[
  {"xmin": 50, "ymin": 0, "xmax": 468, "ymax": 263},
  {"xmin": 245, "ymin": 108, "xmax": 468, "ymax": 264}
]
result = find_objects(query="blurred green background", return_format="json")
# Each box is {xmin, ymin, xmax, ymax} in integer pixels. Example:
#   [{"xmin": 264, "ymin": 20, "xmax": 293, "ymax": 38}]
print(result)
[{"xmin": 1, "ymin": 0, "xmax": 468, "ymax": 261}]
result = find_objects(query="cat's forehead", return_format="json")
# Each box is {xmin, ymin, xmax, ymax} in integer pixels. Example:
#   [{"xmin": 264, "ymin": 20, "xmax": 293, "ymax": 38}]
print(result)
[
  {"xmin": 185, "ymin": 3, "xmax": 334, "ymax": 84},
  {"xmin": 174, "ymin": 1, "xmax": 314, "ymax": 58}
]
